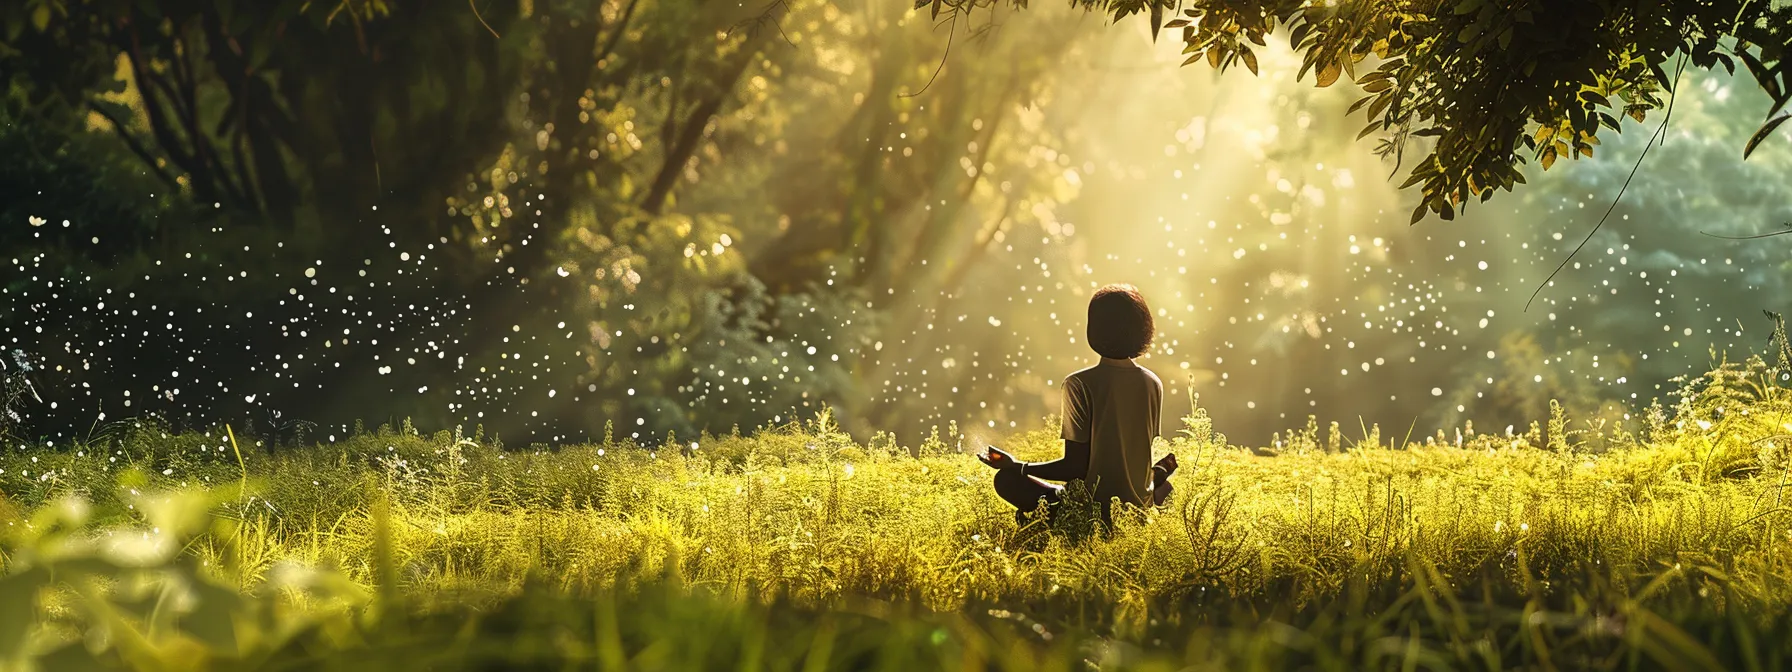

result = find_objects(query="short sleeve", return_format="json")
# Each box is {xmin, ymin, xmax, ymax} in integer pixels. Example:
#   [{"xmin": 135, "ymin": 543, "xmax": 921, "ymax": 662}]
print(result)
[
  {"xmin": 1062, "ymin": 376, "xmax": 1091, "ymax": 442},
  {"xmin": 1147, "ymin": 372, "xmax": 1163, "ymax": 439}
]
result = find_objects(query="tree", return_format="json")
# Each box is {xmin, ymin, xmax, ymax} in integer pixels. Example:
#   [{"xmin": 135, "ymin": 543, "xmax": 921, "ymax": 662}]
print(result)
[
  {"xmin": 0, "ymin": 1, "xmax": 526, "ymax": 234},
  {"xmin": 1004, "ymin": 0, "xmax": 1792, "ymax": 223}
]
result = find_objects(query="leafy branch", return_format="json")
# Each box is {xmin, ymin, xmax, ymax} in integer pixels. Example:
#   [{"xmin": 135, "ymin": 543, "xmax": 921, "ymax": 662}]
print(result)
[{"xmin": 1043, "ymin": 0, "xmax": 1792, "ymax": 222}]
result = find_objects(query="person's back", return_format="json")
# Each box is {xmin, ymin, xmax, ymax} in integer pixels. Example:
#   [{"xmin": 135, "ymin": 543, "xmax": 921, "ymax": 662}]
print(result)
[
  {"xmin": 1062, "ymin": 358, "xmax": 1161, "ymax": 507},
  {"xmin": 981, "ymin": 283, "xmax": 1176, "ymax": 525}
]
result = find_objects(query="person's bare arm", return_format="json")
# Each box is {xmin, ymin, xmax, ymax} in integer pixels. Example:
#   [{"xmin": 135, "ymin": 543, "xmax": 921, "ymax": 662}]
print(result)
[
  {"xmin": 1150, "ymin": 472, "xmax": 1174, "ymax": 506},
  {"xmin": 1149, "ymin": 453, "xmax": 1178, "ymax": 506},
  {"xmin": 1020, "ymin": 440, "xmax": 1089, "ymax": 481},
  {"xmin": 978, "ymin": 441, "xmax": 1090, "ymax": 481}
]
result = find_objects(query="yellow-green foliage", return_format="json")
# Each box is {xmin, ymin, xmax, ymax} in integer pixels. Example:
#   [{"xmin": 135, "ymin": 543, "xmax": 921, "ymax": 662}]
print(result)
[
  {"xmin": 4, "ymin": 392, "xmax": 1792, "ymax": 612},
  {"xmin": 8, "ymin": 356, "xmax": 1792, "ymax": 669}
]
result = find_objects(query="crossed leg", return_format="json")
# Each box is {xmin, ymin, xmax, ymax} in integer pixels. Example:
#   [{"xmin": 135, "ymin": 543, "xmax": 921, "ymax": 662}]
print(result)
[
  {"xmin": 992, "ymin": 467, "xmax": 1062, "ymax": 525},
  {"xmin": 993, "ymin": 454, "xmax": 1179, "ymax": 525}
]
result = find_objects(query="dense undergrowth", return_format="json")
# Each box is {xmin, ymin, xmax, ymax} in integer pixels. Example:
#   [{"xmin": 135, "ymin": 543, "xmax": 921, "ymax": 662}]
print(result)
[{"xmin": 7, "ymin": 354, "xmax": 1792, "ymax": 669}]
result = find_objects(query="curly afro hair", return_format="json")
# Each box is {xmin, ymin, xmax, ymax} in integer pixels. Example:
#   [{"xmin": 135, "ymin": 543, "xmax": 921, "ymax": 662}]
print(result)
[{"xmin": 1085, "ymin": 284, "xmax": 1154, "ymax": 359}]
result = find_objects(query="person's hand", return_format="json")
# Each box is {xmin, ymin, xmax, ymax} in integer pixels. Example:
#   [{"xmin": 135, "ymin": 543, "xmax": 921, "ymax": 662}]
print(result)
[
  {"xmin": 978, "ymin": 445, "xmax": 1018, "ymax": 470},
  {"xmin": 1154, "ymin": 452, "xmax": 1179, "ymax": 477}
]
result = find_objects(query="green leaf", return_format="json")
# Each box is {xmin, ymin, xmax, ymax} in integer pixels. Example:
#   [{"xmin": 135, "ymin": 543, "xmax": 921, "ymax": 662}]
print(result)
[
  {"xmin": 1409, "ymin": 202, "xmax": 1428, "ymax": 225},
  {"xmin": 1648, "ymin": 61, "xmax": 1669, "ymax": 86},
  {"xmin": 31, "ymin": 4, "xmax": 50, "ymax": 31},
  {"xmin": 0, "ymin": 567, "xmax": 47, "ymax": 657},
  {"xmin": 1241, "ymin": 48, "xmax": 1258, "ymax": 75},
  {"xmin": 1398, "ymin": 169, "xmax": 1429, "ymax": 189},
  {"xmin": 1739, "ymin": 49, "xmax": 1781, "ymax": 102},
  {"xmin": 1744, "ymin": 111, "xmax": 1790, "ymax": 160},
  {"xmin": 1629, "ymin": 608, "xmax": 1728, "ymax": 672},
  {"xmin": 1315, "ymin": 60, "xmax": 1341, "ymax": 87},
  {"xmin": 183, "ymin": 578, "xmax": 245, "ymax": 653},
  {"xmin": 1739, "ymin": 47, "xmax": 1769, "ymax": 80},
  {"xmin": 1367, "ymin": 94, "xmax": 1393, "ymax": 120},
  {"xmin": 33, "ymin": 643, "xmax": 109, "ymax": 672}
]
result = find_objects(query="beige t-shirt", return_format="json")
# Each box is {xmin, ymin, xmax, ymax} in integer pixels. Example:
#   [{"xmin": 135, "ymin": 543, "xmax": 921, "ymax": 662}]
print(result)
[{"xmin": 1061, "ymin": 358, "xmax": 1163, "ymax": 506}]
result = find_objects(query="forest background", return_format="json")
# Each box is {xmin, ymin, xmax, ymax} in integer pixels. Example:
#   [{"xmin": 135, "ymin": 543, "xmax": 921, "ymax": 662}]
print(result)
[{"xmin": 3, "ymin": 0, "xmax": 1791, "ymax": 447}]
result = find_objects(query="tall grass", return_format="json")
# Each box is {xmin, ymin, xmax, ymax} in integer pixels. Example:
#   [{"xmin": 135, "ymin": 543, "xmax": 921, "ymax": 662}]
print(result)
[{"xmin": 7, "ymin": 354, "xmax": 1792, "ymax": 669}]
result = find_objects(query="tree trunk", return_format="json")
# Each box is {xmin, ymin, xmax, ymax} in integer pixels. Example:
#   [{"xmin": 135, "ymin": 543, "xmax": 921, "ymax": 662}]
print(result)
[{"xmin": 641, "ymin": 34, "xmax": 765, "ymax": 215}]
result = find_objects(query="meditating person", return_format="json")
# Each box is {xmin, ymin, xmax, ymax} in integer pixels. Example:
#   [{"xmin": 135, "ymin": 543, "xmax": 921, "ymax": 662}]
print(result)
[{"xmin": 979, "ymin": 283, "xmax": 1177, "ymax": 526}]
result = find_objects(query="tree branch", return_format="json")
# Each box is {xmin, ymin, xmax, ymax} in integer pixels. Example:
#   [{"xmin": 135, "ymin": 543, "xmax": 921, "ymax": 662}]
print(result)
[
  {"xmin": 902, "ymin": 11, "xmax": 955, "ymax": 98},
  {"xmin": 596, "ymin": 0, "xmax": 643, "ymax": 64},
  {"xmin": 124, "ymin": 39, "xmax": 210, "ymax": 199},
  {"xmin": 87, "ymin": 103, "xmax": 182, "ymax": 191},
  {"xmin": 641, "ymin": 37, "xmax": 762, "ymax": 215}
]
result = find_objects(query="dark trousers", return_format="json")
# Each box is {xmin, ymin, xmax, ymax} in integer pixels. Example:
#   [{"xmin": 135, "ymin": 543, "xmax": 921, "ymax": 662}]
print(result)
[
  {"xmin": 992, "ymin": 467, "xmax": 1065, "ymax": 525},
  {"xmin": 992, "ymin": 467, "xmax": 1172, "ymax": 526}
]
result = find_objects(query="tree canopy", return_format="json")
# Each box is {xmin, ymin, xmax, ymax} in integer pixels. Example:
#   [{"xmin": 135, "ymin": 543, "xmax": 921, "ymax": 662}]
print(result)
[{"xmin": 986, "ymin": 0, "xmax": 1792, "ymax": 223}]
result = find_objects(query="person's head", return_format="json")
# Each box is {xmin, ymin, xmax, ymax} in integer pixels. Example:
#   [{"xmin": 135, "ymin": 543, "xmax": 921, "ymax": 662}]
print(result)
[{"xmin": 1086, "ymin": 284, "xmax": 1154, "ymax": 360}]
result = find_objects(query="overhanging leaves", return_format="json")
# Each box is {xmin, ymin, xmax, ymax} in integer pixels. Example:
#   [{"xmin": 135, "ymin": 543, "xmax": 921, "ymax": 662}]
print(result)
[
  {"xmin": 1745, "ymin": 111, "xmax": 1791, "ymax": 160},
  {"xmin": 1039, "ymin": 0, "xmax": 1792, "ymax": 223}
]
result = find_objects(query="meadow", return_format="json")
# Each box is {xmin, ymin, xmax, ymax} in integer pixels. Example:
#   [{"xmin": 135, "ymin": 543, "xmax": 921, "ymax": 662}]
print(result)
[{"xmin": 7, "ymin": 356, "xmax": 1792, "ymax": 670}]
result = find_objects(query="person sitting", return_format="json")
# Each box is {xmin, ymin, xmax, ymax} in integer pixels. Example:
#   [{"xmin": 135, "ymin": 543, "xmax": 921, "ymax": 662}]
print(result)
[{"xmin": 979, "ymin": 283, "xmax": 1177, "ymax": 526}]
